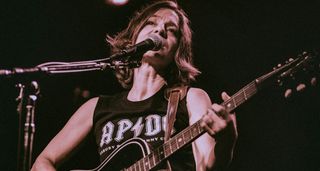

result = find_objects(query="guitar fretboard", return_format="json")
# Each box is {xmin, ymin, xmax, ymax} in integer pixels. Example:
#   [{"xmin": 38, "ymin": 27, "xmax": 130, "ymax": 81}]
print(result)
[
  {"xmin": 124, "ymin": 80, "xmax": 258, "ymax": 171},
  {"xmin": 222, "ymin": 80, "xmax": 258, "ymax": 112}
]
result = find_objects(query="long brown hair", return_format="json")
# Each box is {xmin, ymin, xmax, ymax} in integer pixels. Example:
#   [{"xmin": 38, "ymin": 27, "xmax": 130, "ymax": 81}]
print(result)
[{"xmin": 107, "ymin": 0, "xmax": 200, "ymax": 88}]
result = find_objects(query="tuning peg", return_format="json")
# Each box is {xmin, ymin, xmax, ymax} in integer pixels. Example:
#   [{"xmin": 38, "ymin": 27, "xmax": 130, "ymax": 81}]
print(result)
[
  {"xmin": 296, "ymin": 83, "xmax": 306, "ymax": 92},
  {"xmin": 311, "ymin": 77, "xmax": 317, "ymax": 86},
  {"xmin": 284, "ymin": 83, "xmax": 306, "ymax": 98},
  {"xmin": 284, "ymin": 88, "xmax": 293, "ymax": 98},
  {"xmin": 273, "ymin": 63, "xmax": 283, "ymax": 70},
  {"xmin": 273, "ymin": 64, "xmax": 281, "ymax": 70},
  {"xmin": 285, "ymin": 58, "xmax": 294, "ymax": 64}
]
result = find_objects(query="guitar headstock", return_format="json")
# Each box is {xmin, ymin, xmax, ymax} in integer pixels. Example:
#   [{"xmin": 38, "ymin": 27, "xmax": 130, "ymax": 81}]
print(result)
[{"xmin": 275, "ymin": 51, "xmax": 319, "ymax": 98}]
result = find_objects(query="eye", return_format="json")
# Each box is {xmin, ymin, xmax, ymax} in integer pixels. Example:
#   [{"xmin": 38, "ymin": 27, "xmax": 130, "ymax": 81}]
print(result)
[
  {"xmin": 145, "ymin": 20, "xmax": 156, "ymax": 26},
  {"xmin": 167, "ymin": 26, "xmax": 179, "ymax": 36},
  {"xmin": 167, "ymin": 27, "xmax": 177, "ymax": 33}
]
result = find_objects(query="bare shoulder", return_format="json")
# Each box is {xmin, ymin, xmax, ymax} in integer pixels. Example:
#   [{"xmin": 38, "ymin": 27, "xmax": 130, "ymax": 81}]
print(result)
[
  {"xmin": 70, "ymin": 97, "xmax": 99, "ymax": 125},
  {"xmin": 76, "ymin": 97, "xmax": 99, "ymax": 112},
  {"xmin": 186, "ymin": 88, "xmax": 212, "ymax": 122},
  {"xmin": 187, "ymin": 87, "xmax": 210, "ymax": 99},
  {"xmin": 83, "ymin": 97, "xmax": 99, "ymax": 108}
]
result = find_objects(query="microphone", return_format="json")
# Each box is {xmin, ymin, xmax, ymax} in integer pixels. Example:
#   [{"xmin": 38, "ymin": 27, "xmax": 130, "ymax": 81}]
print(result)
[{"xmin": 109, "ymin": 34, "xmax": 163, "ymax": 61}]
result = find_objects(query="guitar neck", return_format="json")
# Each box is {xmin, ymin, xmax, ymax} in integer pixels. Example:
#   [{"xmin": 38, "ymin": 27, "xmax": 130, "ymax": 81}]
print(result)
[
  {"xmin": 125, "ymin": 80, "xmax": 259, "ymax": 171},
  {"xmin": 222, "ymin": 80, "xmax": 258, "ymax": 113}
]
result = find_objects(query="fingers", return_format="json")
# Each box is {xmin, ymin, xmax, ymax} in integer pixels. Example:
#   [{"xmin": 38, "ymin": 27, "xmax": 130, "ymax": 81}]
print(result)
[
  {"xmin": 200, "ymin": 108, "xmax": 228, "ymax": 137},
  {"xmin": 200, "ymin": 113, "xmax": 216, "ymax": 135},
  {"xmin": 212, "ymin": 103, "xmax": 228, "ymax": 119},
  {"xmin": 200, "ymin": 91, "xmax": 232, "ymax": 137},
  {"xmin": 221, "ymin": 91, "xmax": 231, "ymax": 101}
]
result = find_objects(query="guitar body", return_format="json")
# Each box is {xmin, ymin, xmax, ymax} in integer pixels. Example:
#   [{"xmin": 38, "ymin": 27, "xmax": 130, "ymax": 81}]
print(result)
[{"xmin": 71, "ymin": 138, "xmax": 150, "ymax": 171}]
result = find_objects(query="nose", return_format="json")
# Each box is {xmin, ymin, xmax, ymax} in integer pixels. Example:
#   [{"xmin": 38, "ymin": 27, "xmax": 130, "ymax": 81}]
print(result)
[{"xmin": 153, "ymin": 24, "xmax": 167, "ymax": 39}]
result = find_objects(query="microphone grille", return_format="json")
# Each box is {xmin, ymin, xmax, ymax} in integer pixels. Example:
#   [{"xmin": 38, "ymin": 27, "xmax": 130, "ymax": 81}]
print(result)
[{"xmin": 148, "ymin": 34, "xmax": 163, "ymax": 51}]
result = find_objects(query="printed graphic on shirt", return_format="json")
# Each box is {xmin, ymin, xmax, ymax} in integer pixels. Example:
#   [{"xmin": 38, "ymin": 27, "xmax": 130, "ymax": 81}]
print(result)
[{"xmin": 99, "ymin": 114, "xmax": 169, "ymax": 157}]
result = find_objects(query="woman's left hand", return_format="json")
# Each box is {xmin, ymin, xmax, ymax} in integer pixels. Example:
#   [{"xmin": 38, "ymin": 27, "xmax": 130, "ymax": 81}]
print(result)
[{"xmin": 200, "ymin": 92, "xmax": 232, "ymax": 137}]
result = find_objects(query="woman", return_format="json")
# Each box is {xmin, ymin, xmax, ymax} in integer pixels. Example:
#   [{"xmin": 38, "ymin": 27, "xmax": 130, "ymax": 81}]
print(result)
[{"xmin": 31, "ymin": 1, "xmax": 237, "ymax": 170}]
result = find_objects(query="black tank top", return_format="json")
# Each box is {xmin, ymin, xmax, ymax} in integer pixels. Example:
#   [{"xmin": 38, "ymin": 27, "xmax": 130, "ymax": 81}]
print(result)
[{"xmin": 93, "ymin": 87, "xmax": 196, "ymax": 170}]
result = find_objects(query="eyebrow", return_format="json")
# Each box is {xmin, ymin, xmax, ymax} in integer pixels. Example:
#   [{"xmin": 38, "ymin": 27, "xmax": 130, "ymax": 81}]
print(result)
[{"xmin": 148, "ymin": 15, "xmax": 179, "ymax": 28}]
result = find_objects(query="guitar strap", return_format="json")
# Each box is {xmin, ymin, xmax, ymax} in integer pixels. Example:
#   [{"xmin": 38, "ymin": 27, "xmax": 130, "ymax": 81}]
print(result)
[
  {"xmin": 164, "ymin": 85, "xmax": 188, "ymax": 141},
  {"xmin": 162, "ymin": 85, "xmax": 188, "ymax": 171}
]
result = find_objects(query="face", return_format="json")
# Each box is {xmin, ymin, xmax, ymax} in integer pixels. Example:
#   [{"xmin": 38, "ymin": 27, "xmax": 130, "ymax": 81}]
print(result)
[{"xmin": 135, "ymin": 8, "xmax": 180, "ymax": 72}]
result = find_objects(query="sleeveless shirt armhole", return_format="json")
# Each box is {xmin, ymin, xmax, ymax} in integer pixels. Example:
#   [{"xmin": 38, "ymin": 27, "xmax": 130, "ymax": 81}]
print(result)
[
  {"xmin": 92, "ymin": 95, "xmax": 111, "ymax": 134},
  {"xmin": 178, "ymin": 86, "xmax": 190, "ymax": 114}
]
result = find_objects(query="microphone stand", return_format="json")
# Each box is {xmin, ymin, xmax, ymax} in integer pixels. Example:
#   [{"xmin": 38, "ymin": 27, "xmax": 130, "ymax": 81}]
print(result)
[
  {"xmin": 16, "ymin": 83, "xmax": 25, "ymax": 171},
  {"xmin": 1, "ymin": 55, "xmax": 140, "ymax": 171},
  {"xmin": 0, "ymin": 54, "xmax": 141, "ymax": 76},
  {"xmin": 23, "ymin": 92, "xmax": 39, "ymax": 171}
]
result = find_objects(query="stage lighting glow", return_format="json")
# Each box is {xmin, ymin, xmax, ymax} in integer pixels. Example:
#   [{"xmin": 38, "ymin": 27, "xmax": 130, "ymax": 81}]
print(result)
[{"xmin": 106, "ymin": 0, "xmax": 129, "ymax": 6}]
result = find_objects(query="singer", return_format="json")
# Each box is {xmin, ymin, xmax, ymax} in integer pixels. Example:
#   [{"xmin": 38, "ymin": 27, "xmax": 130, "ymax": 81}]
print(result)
[{"xmin": 31, "ymin": 1, "xmax": 237, "ymax": 171}]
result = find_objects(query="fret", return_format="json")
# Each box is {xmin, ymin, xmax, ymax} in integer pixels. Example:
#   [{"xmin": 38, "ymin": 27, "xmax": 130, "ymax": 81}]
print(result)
[
  {"xmin": 196, "ymin": 120, "xmax": 203, "ymax": 133},
  {"xmin": 139, "ymin": 160, "xmax": 144, "ymax": 171},
  {"xmin": 155, "ymin": 150, "xmax": 159, "ymax": 160},
  {"xmin": 134, "ymin": 163, "xmax": 140, "ymax": 171},
  {"xmin": 149, "ymin": 153, "xmax": 155, "ymax": 168},
  {"xmin": 128, "ymin": 165, "xmax": 133, "ymax": 171},
  {"xmin": 170, "ymin": 137, "xmax": 178, "ymax": 152},
  {"xmin": 232, "ymin": 97, "xmax": 237, "ymax": 108},
  {"xmin": 191, "ymin": 123, "xmax": 198, "ymax": 137},
  {"xmin": 176, "ymin": 134, "xmax": 184, "ymax": 148},
  {"xmin": 163, "ymin": 142, "xmax": 171, "ymax": 157},
  {"xmin": 234, "ymin": 93, "xmax": 245, "ymax": 107},
  {"xmin": 168, "ymin": 140, "xmax": 173, "ymax": 154},
  {"xmin": 144, "ymin": 157, "xmax": 150, "ymax": 170},
  {"xmin": 183, "ymin": 128, "xmax": 192, "ymax": 141},
  {"xmin": 245, "ymin": 82, "xmax": 257, "ymax": 97},
  {"xmin": 234, "ymin": 91, "xmax": 245, "ymax": 105},
  {"xmin": 153, "ymin": 148, "xmax": 163, "ymax": 165},
  {"xmin": 182, "ymin": 131, "xmax": 186, "ymax": 144},
  {"xmin": 196, "ymin": 122, "xmax": 201, "ymax": 136},
  {"xmin": 153, "ymin": 152, "xmax": 159, "ymax": 166},
  {"xmin": 159, "ymin": 146, "xmax": 165, "ymax": 160},
  {"xmin": 224, "ymin": 99, "xmax": 234, "ymax": 111},
  {"xmin": 243, "ymin": 88, "xmax": 247, "ymax": 100},
  {"xmin": 190, "ymin": 126, "xmax": 194, "ymax": 138}
]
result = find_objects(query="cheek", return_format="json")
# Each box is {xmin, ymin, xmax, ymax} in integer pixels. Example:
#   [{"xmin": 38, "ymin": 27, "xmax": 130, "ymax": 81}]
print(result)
[
  {"xmin": 168, "ymin": 39, "xmax": 178, "ymax": 57},
  {"xmin": 135, "ymin": 34, "xmax": 146, "ymax": 44},
  {"xmin": 135, "ymin": 27, "xmax": 153, "ymax": 44}
]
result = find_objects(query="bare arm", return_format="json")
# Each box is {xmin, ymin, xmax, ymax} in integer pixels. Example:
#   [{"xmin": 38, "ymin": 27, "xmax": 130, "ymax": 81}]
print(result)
[
  {"xmin": 31, "ymin": 97, "xmax": 99, "ymax": 171},
  {"xmin": 186, "ymin": 88, "xmax": 238, "ymax": 171}
]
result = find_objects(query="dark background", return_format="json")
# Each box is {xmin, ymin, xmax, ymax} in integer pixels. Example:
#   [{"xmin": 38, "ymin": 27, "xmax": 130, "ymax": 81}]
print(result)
[{"xmin": 1, "ymin": 0, "xmax": 319, "ymax": 170}]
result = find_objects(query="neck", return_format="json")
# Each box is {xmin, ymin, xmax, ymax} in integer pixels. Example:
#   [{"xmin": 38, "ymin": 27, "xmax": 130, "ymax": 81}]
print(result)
[{"xmin": 128, "ymin": 63, "xmax": 167, "ymax": 101}]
